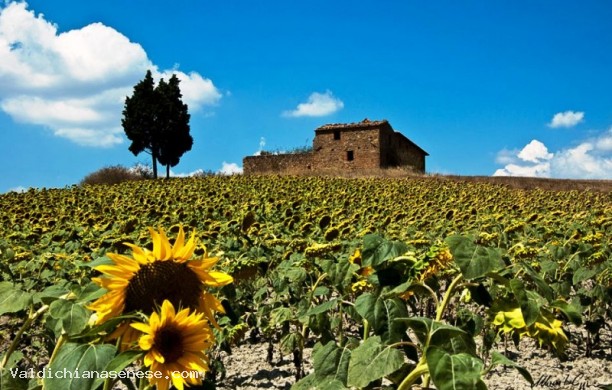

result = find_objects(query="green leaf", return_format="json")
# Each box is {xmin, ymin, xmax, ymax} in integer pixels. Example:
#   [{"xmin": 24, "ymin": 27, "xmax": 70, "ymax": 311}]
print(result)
[
  {"xmin": 426, "ymin": 347, "xmax": 486, "ymax": 390},
  {"xmin": 361, "ymin": 234, "xmax": 408, "ymax": 268},
  {"xmin": 304, "ymin": 298, "xmax": 338, "ymax": 317},
  {"xmin": 322, "ymin": 260, "xmax": 358, "ymax": 290},
  {"xmin": 292, "ymin": 373, "xmax": 318, "ymax": 390},
  {"xmin": 270, "ymin": 307, "xmax": 293, "ymax": 327},
  {"xmin": 313, "ymin": 286, "xmax": 330, "ymax": 296},
  {"xmin": 280, "ymin": 332, "xmax": 303, "ymax": 355},
  {"xmin": 43, "ymin": 343, "xmax": 116, "ymax": 390},
  {"xmin": 572, "ymin": 267, "xmax": 599, "ymax": 284},
  {"xmin": 355, "ymin": 292, "xmax": 408, "ymax": 344},
  {"xmin": 551, "ymin": 299, "xmax": 583, "ymax": 325},
  {"xmin": 347, "ymin": 336, "xmax": 404, "ymax": 388},
  {"xmin": 510, "ymin": 279, "xmax": 540, "ymax": 326},
  {"xmin": 386, "ymin": 281, "xmax": 432, "ymax": 299},
  {"xmin": 49, "ymin": 299, "xmax": 89, "ymax": 335},
  {"xmin": 293, "ymin": 374, "xmax": 347, "ymax": 390},
  {"xmin": 92, "ymin": 350, "xmax": 143, "ymax": 390},
  {"xmin": 0, "ymin": 368, "xmax": 29, "ymax": 390},
  {"xmin": 70, "ymin": 314, "xmax": 138, "ymax": 340},
  {"xmin": 521, "ymin": 263, "xmax": 554, "ymax": 302},
  {"xmin": 0, "ymin": 282, "xmax": 32, "ymax": 315},
  {"xmin": 34, "ymin": 285, "xmax": 69, "ymax": 305},
  {"xmin": 399, "ymin": 317, "xmax": 468, "ymax": 350},
  {"xmin": 1, "ymin": 350, "xmax": 24, "ymax": 369},
  {"xmin": 75, "ymin": 282, "xmax": 106, "ymax": 303},
  {"xmin": 76, "ymin": 256, "xmax": 113, "ymax": 268},
  {"xmin": 285, "ymin": 267, "xmax": 307, "ymax": 284},
  {"xmin": 311, "ymin": 341, "xmax": 351, "ymax": 385},
  {"xmin": 489, "ymin": 351, "xmax": 533, "ymax": 385},
  {"xmin": 446, "ymin": 235, "xmax": 504, "ymax": 280}
]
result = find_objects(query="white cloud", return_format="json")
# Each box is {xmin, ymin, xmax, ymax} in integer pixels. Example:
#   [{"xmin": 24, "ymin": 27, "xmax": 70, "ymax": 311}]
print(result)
[
  {"xmin": 493, "ymin": 162, "xmax": 551, "ymax": 178},
  {"xmin": 218, "ymin": 162, "xmax": 243, "ymax": 175},
  {"xmin": 253, "ymin": 137, "xmax": 266, "ymax": 156},
  {"xmin": 595, "ymin": 127, "xmax": 612, "ymax": 151},
  {"xmin": 155, "ymin": 70, "xmax": 222, "ymax": 110},
  {"xmin": 0, "ymin": 1, "xmax": 221, "ymax": 147},
  {"xmin": 283, "ymin": 90, "xmax": 344, "ymax": 117},
  {"xmin": 493, "ymin": 129, "xmax": 612, "ymax": 179},
  {"xmin": 8, "ymin": 186, "xmax": 28, "ymax": 193},
  {"xmin": 548, "ymin": 110, "xmax": 584, "ymax": 128},
  {"xmin": 169, "ymin": 168, "xmax": 205, "ymax": 178},
  {"xmin": 517, "ymin": 140, "xmax": 553, "ymax": 163},
  {"xmin": 494, "ymin": 148, "xmax": 519, "ymax": 165}
]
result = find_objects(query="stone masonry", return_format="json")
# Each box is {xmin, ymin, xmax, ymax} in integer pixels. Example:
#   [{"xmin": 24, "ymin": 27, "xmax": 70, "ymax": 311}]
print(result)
[{"xmin": 243, "ymin": 119, "xmax": 428, "ymax": 175}]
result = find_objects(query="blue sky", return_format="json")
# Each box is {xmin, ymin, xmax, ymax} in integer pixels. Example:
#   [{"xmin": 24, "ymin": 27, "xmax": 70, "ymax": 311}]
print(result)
[{"xmin": 1, "ymin": 0, "xmax": 611, "ymax": 192}]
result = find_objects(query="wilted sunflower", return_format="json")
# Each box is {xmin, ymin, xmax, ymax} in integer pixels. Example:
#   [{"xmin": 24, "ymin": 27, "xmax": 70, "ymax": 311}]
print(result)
[
  {"xmin": 131, "ymin": 300, "xmax": 214, "ymax": 390},
  {"xmin": 88, "ymin": 227, "xmax": 233, "ymax": 331}
]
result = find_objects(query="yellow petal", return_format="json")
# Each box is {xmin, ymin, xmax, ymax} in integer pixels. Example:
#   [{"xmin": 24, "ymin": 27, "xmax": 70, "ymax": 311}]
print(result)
[
  {"xmin": 105, "ymin": 253, "xmax": 141, "ymax": 270},
  {"xmin": 138, "ymin": 335, "xmax": 154, "ymax": 350},
  {"xmin": 170, "ymin": 371, "xmax": 185, "ymax": 390},
  {"xmin": 174, "ymin": 230, "xmax": 197, "ymax": 260},
  {"xmin": 123, "ymin": 243, "xmax": 153, "ymax": 264},
  {"xmin": 130, "ymin": 322, "xmax": 152, "ymax": 334},
  {"xmin": 151, "ymin": 348, "xmax": 165, "ymax": 363},
  {"xmin": 149, "ymin": 228, "xmax": 163, "ymax": 260},
  {"xmin": 161, "ymin": 299, "xmax": 176, "ymax": 321},
  {"xmin": 205, "ymin": 271, "xmax": 234, "ymax": 287},
  {"xmin": 95, "ymin": 264, "xmax": 134, "ymax": 278},
  {"xmin": 200, "ymin": 257, "xmax": 219, "ymax": 270},
  {"xmin": 144, "ymin": 352, "xmax": 155, "ymax": 367}
]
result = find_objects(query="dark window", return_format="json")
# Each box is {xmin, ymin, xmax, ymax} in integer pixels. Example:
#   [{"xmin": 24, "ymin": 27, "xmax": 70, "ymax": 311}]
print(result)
[
  {"xmin": 347, "ymin": 150, "xmax": 354, "ymax": 161},
  {"xmin": 333, "ymin": 130, "xmax": 340, "ymax": 140}
]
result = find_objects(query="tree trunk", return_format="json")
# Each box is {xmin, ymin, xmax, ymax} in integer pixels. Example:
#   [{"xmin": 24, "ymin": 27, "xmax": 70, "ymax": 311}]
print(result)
[
  {"xmin": 151, "ymin": 152, "xmax": 158, "ymax": 179},
  {"xmin": 166, "ymin": 164, "xmax": 170, "ymax": 179}
]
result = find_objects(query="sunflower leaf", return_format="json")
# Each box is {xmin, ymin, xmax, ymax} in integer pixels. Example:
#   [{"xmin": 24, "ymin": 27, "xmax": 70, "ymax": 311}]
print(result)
[
  {"xmin": 347, "ymin": 336, "xmax": 404, "ymax": 388},
  {"xmin": 446, "ymin": 235, "xmax": 504, "ymax": 280},
  {"xmin": 43, "ymin": 343, "xmax": 116, "ymax": 390},
  {"xmin": 49, "ymin": 299, "xmax": 89, "ymax": 335},
  {"xmin": 426, "ymin": 346, "xmax": 486, "ymax": 390},
  {"xmin": 0, "ymin": 282, "xmax": 32, "ymax": 315},
  {"xmin": 92, "ymin": 350, "xmax": 143, "ymax": 390},
  {"xmin": 489, "ymin": 351, "xmax": 533, "ymax": 385}
]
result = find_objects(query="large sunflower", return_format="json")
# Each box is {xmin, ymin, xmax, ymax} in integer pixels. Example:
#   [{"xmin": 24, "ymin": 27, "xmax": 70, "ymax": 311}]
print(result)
[
  {"xmin": 131, "ymin": 300, "xmax": 214, "ymax": 390},
  {"xmin": 88, "ymin": 227, "xmax": 233, "ymax": 330}
]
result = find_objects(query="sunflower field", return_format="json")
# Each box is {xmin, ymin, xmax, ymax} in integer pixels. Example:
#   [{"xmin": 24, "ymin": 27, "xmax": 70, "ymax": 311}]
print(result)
[{"xmin": 0, "ymin": 175, "xmax": 610, "ymax": 390}]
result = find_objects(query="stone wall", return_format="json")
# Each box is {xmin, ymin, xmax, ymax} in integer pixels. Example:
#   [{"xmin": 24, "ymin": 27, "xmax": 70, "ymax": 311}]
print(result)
[
  {"xmin": 243, "ymin": 152, "xmax": 313, "ymax": 174},
  {"xmin": 379, "ymin": 128, "xmax": 427, "ymax": 172},
  {"xmin": 312, "ymin": 127, "xmax": 381, "ymax": 171}
]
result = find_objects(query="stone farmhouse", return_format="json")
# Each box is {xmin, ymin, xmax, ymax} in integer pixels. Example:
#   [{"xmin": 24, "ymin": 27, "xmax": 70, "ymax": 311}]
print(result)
[{"xmin": 243, "ymin": 119, "xmax": 428, "ymax": 175}]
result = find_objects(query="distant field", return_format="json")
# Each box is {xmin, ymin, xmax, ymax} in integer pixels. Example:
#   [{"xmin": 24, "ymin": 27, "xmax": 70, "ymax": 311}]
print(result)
[{"xmin": 1, "ymin": 175, "xmax": 610, "ymax": 389}]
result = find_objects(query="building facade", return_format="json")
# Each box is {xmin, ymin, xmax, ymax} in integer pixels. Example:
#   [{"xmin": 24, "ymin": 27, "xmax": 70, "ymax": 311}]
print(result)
[{"xmin": 243, "ymin": 119, "xmax": 428, "ymax": 175}]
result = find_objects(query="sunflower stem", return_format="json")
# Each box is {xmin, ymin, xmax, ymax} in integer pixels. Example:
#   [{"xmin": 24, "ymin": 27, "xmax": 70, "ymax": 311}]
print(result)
[
  {"xmin": 0, "ymin": 303, "xmax": 49, "ymax": 371},
  {"xmin": 48, "ymin": 332, "xmax": 68, "ymax": 366},
  {"xmin": 397, "ymin": 360, "xmax": 429, "ymax": 390},
  {"xmin": 436, "ymin": 274, "xmax": 463, "ymax": 322}
]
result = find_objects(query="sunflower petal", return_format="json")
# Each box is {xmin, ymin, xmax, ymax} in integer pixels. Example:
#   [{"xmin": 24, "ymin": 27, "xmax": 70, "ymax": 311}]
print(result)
[
  {"xmin": 160, "ymin": 300, "xmax": 176, "ymax": 321},
  {"xmin": 124, "ymin": 243, "xmax": 153, "ymax": 264},
  {"xmin": 131, "ymin": 322, "xmax": 152, "ymax": 334},
  {"xmin": 207, "ymin": 271, "xmax": 234, "ymax": 286},
  {"xmin": 170, "ymin": 371, "xmax": 185, "ymax": 390},
  {"xmin": 138, "ymin": 335, "xmax": 155, "ymax": 351}
]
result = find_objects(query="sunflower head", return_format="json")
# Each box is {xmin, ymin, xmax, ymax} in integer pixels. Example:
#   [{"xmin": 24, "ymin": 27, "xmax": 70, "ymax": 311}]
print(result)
[
  {"xmin": 88, "ymin": 226, "xmax": 233, "ymax": 329},
  {"xmin": 492, "ymin": 308, "xmax": 528, "ymax": 335},
  {"xmin": 132, "ymin": 300, "xmax": 214, "ymax": 390}
]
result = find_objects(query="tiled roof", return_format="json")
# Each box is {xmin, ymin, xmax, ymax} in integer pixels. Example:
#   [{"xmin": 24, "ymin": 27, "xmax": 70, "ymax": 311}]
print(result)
[{"xmin": 315, "ymin": 118, "xmax": 389, "ymax": 131}]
